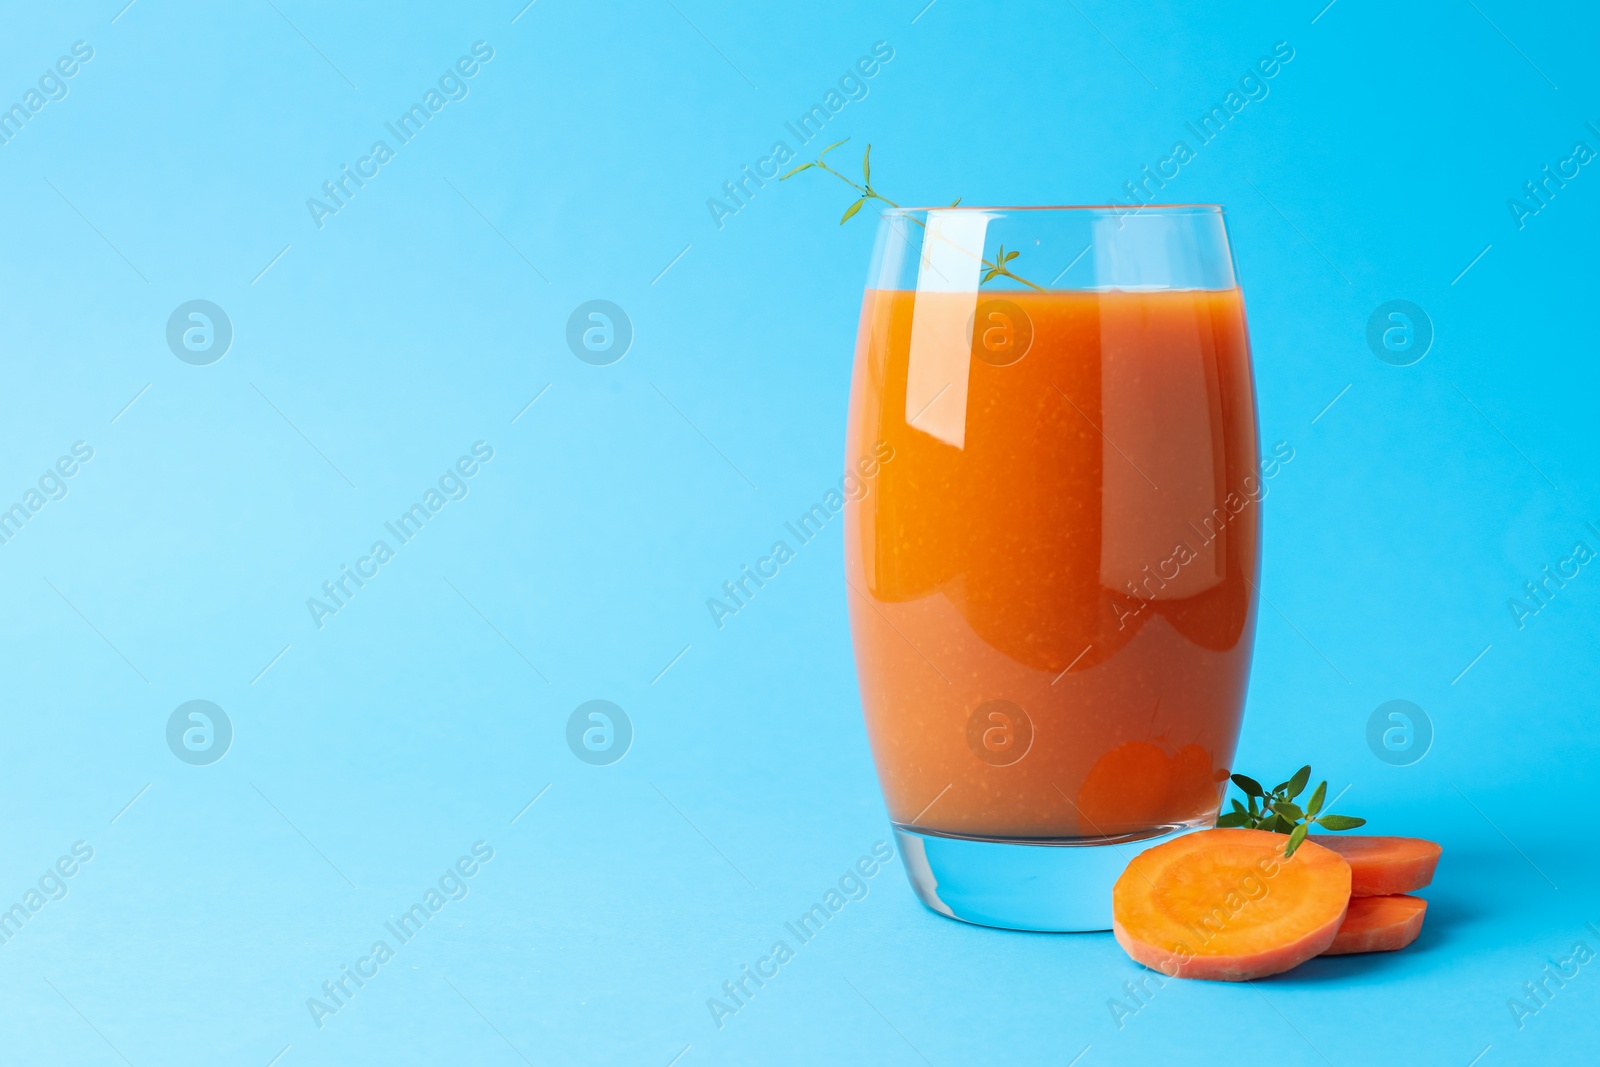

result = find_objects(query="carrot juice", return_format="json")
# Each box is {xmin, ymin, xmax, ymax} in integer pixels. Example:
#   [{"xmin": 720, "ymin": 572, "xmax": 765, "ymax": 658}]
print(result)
[{"xmin": 845, "ymin": 285, "xmax": 1262, "ymax": 841}]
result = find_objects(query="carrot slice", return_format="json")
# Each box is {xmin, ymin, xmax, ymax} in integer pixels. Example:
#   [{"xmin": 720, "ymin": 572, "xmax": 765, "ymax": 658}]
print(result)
[
  {"xmin": 1309, "ymin": 835, "xmax": 1441, "ymax": 897},
  {"xmin": 1113, "ymin": 828, "xmax": 1351, "ymax": 981},
  {"xmin": 1076, "ymin": 742, "xmax": 1227, "ymax": 834},
  {"xmin": 1076, "ymin": 741, "xmax": 1173, "ymax": 833},
  {"xmin": 1166, "ymin": 744, "xmax": 1226, "ymax": 821},
  {"xmin": 1321, "ymin": 894, "xmax": 1427, "ymax": 955}
]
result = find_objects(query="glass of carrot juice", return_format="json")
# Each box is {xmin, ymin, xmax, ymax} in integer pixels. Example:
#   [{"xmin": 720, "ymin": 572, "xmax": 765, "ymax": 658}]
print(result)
[{"xmin": 844, "ymin": 205, "xmax": 1261, "ymax": 931}]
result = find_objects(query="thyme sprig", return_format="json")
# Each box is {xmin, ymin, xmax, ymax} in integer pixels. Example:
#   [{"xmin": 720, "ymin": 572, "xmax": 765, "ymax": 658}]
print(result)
[
  {"xmin": 780, "ymin": 140, "xmax": 1042, "ymax": 291},
  {"xmin": 1217, "ymin": 765, "xmax": 1366, "ymax": 857}
]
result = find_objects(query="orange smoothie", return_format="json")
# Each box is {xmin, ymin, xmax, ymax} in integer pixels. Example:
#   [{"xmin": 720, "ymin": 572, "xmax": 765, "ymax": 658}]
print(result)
[{"xmin": 845, "ymin": 287, "xmax": 1262, "ymax": 839}]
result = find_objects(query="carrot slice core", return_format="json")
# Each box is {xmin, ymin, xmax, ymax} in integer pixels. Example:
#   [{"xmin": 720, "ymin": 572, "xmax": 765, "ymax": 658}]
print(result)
[{"xmin": 1113, "ymin": 828, "xmax": 1351, "ymax": 981}]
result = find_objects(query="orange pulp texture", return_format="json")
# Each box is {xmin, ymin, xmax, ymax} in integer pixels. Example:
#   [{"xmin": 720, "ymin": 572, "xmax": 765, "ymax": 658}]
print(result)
[{"xmin": 846, "ymin": 288, "xmax": 1260, "ymax": 837}]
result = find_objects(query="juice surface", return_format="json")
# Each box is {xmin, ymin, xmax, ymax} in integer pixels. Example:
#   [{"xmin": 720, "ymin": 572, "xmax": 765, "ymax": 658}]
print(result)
[{"xmin": 845, "ymin": 287, "xmax": 1262, "ymax": 838}]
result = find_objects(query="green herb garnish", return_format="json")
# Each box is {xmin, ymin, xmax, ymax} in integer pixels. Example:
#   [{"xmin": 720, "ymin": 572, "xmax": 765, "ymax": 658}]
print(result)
[
  {"xmin": 1216, "ymin": 765, "xmax": 1366, "ymax": 857},
  {"xmin": 781, "ymin": 140, "xmax": 1043, "ymax": 291}
]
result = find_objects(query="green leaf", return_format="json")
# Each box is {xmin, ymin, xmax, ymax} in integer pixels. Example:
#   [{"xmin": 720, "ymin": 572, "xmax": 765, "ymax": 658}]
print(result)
[
  {"xmin": 1285, "ymin": 822, "xmax": 1309, "ymax": 857},
  {"xmin": 949, "ymin": 197, "xmax": 962, "ymax": 207},
  {"xmin": 840, "ymin": 198, "xmax": 866, "ymax": 224},
  {"xmin": 778, "ymin": 162, "xmax": 814, "ymax": 180},
  {"xmin": 819, "ymin": 139, "xmax": 849, "ymax": 158},
  {"xmin": 1004, "ymin": 250, "xmax": 1019, "ymax": 263},
  {"xmin": 1216, "ymin": 812, "xmax": 1251, "ymax": 828},
  {"xmin": 1227, "ymin": 767, "xmax": 1365, "ymax": 837},
  {"xmin": 862, "ymin": 145, "xmax": 871, "ymax": 185}
]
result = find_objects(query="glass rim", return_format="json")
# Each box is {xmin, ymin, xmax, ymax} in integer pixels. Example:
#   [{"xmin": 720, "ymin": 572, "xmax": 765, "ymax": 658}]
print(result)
[{"xmin": 881, "ymin": 203, "xmax": 1225, "ymax": 214}]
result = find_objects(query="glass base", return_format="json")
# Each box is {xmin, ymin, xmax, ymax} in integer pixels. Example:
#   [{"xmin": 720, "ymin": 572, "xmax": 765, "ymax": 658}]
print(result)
[{"xmin": 893, "ymin": 822, "xmax": 1205, "ymax": 932}]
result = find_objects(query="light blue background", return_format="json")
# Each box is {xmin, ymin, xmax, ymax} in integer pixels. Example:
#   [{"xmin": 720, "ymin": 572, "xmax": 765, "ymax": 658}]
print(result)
[{"xmin": 1, "ymin": 0, "xmax": 1596, "ymax": 1063}]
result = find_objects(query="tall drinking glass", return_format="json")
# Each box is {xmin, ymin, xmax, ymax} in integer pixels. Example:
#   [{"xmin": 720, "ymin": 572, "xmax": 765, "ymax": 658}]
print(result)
[{"xmin": 844, "ymin": 206, "xmax": 1261, "ymax": 931}]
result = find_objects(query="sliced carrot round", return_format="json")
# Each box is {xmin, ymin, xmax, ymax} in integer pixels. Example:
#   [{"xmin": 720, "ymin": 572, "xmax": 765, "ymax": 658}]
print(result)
[
  {"xmin": 1321, "ymin": 894, "xmax": 1427, "ymax": 955},
  {"xmin": 1113, "ymin": 828, "xmax": 1351, "ymax": 981},
  {"xmin": 1309, "ymin": 835, "xmax": 1441, "ymax": 897},
  {"xmin": 1076, "ymin": 741, "xmax": 1173, "ymax": 833},
  {"xmin": 1166, "ymin": 744, "xmax": 1225, "ymax": 821}
]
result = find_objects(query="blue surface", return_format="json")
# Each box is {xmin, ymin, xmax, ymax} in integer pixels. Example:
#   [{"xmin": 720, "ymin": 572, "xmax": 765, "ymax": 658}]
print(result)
[{"xmin": 1, "ymin": 1, "xmax": 1597, "ymax": 1063}]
